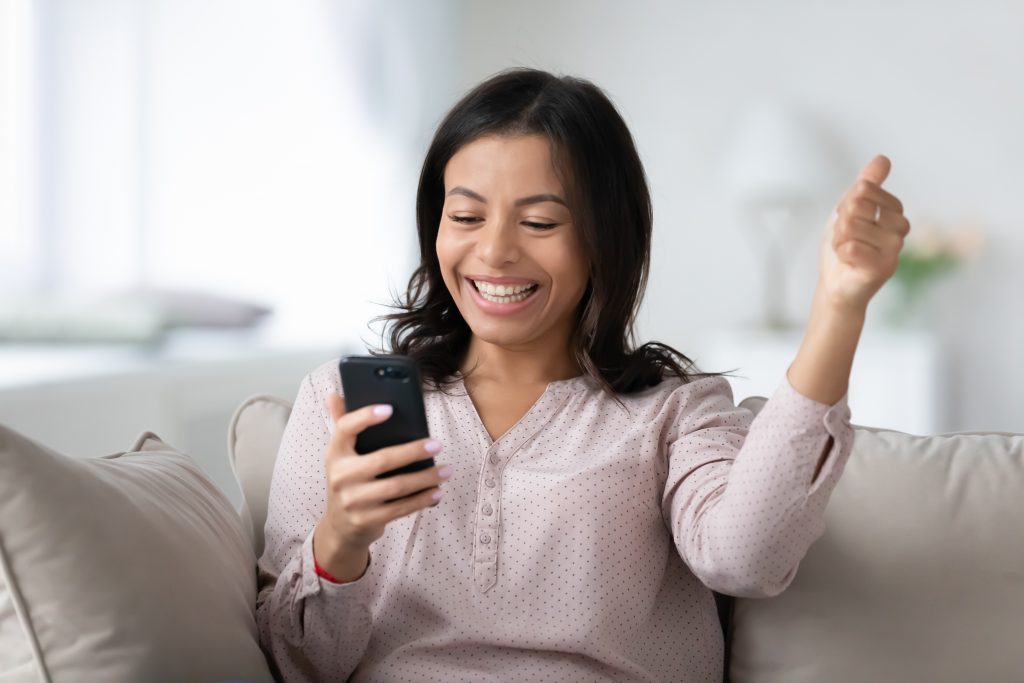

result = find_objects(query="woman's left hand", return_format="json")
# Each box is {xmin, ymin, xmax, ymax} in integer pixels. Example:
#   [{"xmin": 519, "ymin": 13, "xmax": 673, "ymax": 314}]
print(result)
[{"xmin": 817, "ymin": 154, "xmax": 911, "ymax": 314}]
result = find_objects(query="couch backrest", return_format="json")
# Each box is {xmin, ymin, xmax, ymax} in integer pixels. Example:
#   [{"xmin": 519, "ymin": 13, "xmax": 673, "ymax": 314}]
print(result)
[
  {"xmin": 227, "ymin": 394, "xmax": 293, "ymax": 559},
  {"xmin": 728, "ymin": 425, "xmax": 1024, "ymax": 682}
]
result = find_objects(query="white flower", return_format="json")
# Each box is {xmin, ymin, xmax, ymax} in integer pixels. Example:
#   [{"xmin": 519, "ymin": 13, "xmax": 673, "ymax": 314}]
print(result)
[
  {"xmin": 907, "ymin": 223, "xmax": 943, "ymax": 259},
  {"xmin": 949, "ymin": 226, "xmax": 985, "ymax": 261}
]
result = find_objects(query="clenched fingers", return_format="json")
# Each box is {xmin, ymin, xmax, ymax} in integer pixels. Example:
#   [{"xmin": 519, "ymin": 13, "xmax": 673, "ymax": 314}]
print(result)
[
  {"xmin": 336, "ymin": 462, "xmax": 451, "ymax": 510},
  {"xmin": 328, "ymin": 437, "xmax": 444, "ymax": 494},
  {"xmin": 345, "ymin": 486, "xmax": 446, "ymax": 531}
]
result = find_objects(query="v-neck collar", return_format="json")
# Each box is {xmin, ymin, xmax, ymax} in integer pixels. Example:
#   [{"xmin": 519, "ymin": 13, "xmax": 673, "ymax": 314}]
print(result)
[{"xmin": 447, "ymin": 372, "xmax": 592, "ymax": 449}]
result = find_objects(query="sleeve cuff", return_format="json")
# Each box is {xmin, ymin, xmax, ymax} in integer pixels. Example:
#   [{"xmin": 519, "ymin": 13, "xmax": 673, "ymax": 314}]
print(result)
[
  {"xmin": 755, "ymin": 373, "xmax": 854, "ymax": 494},
  {"xmin": 773, "ymin": 373, "xmax": 852, "ymax": 436}
]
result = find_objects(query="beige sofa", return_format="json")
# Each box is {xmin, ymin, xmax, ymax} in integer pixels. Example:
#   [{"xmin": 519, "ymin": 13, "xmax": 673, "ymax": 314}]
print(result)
[{"xmin": 2, "ymin": 392, "xmax": 1021, "ymax": 682}]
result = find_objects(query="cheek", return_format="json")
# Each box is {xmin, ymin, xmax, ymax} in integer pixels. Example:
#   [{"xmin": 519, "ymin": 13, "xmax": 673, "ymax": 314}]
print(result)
[
  {"xmin": 435, "ymin": 225, "xmax": 464, "ymax": 292},
  {"xmin": 545, "ymin": 237, "xmax": 589, "ymax": 298}
]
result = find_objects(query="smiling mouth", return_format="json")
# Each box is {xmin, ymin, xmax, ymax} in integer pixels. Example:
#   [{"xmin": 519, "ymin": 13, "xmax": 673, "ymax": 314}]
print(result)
[{"xmin": 468, "ymin": 278, "xmax": 539, "ymax": 304}]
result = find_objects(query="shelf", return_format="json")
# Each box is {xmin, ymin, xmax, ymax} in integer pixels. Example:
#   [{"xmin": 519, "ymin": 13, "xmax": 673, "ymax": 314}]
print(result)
[{"xmin": 692, "ymin": 326, "xmax": 946, "ymax": 435}]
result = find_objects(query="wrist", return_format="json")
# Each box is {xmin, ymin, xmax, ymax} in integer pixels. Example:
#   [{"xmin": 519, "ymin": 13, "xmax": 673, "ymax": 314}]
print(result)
[
  {"xmin": 312, "ymin": 521, "xmax": 370, "ymax": 583},
  {"xmin": 813, "ymin": 279, "xmax": 868, "ymax": 322},
  {"xmin": 788, "ymin": 285, "xmax": 866, "ymax": 405}
]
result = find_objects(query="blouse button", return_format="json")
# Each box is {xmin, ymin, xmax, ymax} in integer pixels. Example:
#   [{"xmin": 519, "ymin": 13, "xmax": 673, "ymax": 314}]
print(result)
[
  {"xmin": 489, "ymin": 454, "xmax": 499, "ymax": 465},
  {"xmin": 482, "ymin": 503, "xmax": 493, "ymax": 515},
  {"xmin": 485, "ymin": 478, "xmax": 496, "ymax": 488},
  {"xmin": 480, "ymin": 533, "xmax": 491, "ymax": 544}
]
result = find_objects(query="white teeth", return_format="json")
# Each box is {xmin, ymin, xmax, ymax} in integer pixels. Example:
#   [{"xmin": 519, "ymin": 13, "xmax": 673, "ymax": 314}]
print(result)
[
  {"xmin": 472, "ymin": 280, "xmax": 536, "ymax": 296},
  {"xmin": 471, "ymin": 279, "xmax": 538, "ymax": 304}
]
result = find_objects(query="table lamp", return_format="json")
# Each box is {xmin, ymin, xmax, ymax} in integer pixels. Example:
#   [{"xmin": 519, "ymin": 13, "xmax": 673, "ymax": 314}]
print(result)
[{"xmin": 721, "ymin": 102, "xmax": 840, "ymax": 330}]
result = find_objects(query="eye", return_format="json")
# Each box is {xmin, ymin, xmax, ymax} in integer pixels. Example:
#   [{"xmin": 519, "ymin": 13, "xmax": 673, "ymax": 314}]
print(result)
[
  {"xmin": 523, "ymin": 221, "xmax": 558, "ymax": 230},
  {"xmin": 448, "ymin": 215, "xmax": 481, "ymax": 225}
]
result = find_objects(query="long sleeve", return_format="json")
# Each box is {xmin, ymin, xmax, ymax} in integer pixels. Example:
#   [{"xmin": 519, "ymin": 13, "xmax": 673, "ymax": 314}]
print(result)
[
  {"xmin": 661, "ymin": 374, "xmax": 854, "ymax": 598},
  {"xmin": 255, "ymin": 372, "xmax": 375, "ymax": 682}
]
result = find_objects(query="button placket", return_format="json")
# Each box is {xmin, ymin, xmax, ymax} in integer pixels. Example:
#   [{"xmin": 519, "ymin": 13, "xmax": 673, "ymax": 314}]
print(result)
[
  {"xmin": 474, "ymin": 440, "xmax": 504, "ymax": 592},
  {"xmin": 469, "ymin": 385, "xmax": 578, "ymax": 594}
]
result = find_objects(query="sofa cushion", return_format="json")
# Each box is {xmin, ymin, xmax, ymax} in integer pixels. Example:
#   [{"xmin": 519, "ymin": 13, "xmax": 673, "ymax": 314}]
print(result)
[
  {"xmin": 228, "ymin": 394, "xmax": 293, "ymax": 559},
  {"xmin": 0, "ymin": 425, "xmax": 273, "ymax": 683},
  {"xmin": 729, "ymin": 425, "xmax": 1024, "ymax": 682}
]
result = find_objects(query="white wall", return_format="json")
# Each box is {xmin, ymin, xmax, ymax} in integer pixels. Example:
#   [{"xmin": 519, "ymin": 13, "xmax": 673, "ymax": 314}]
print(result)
[{"xmin": 455, "ymin": 0, "xmax": 1024, "ymax": 432}]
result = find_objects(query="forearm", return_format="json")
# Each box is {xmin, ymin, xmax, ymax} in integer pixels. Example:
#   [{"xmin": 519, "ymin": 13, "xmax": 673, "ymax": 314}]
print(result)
[
  {"xmin": 313, "ymin": 519, "xmax": 371, "ymax": 582},
  {"xmin": 786, "ymin": 284, "xmax": 866, "ymax": 406}
]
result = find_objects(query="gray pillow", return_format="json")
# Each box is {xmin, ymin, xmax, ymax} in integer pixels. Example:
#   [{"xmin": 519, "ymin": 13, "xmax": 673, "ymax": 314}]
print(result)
[{"xmin": 0, "ymin": 425, "xmax": 273, "ymax": 683}]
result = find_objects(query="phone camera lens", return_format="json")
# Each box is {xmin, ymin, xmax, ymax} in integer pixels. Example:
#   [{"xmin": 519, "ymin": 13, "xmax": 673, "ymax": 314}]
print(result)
[{"xmin": 373, "ymin": 366, "xmax": 410, "ymax": 380}]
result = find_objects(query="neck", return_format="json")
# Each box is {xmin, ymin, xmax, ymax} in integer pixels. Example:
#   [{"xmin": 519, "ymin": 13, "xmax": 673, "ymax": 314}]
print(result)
[{"xmin": 460, "ymin": 335, "xmax": 581, "ymax": 388}]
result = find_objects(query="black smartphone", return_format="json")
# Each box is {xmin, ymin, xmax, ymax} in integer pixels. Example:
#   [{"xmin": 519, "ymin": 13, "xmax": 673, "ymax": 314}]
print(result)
[{"xmin": 338, "ymin": 354, "xmax": 433, "ymax": 479}]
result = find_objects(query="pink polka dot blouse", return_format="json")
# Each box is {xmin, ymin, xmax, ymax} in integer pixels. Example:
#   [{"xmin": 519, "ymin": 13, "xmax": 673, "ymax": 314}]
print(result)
[{"xmin": 256, "ymin": 358, "xmax": 853, "ymax": 682}]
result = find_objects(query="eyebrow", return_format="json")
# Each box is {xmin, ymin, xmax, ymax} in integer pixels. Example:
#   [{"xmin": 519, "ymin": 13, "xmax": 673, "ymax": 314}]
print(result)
[{"xmin": 446, "ymin": 186, "xmax": 567, "ymax": 207}]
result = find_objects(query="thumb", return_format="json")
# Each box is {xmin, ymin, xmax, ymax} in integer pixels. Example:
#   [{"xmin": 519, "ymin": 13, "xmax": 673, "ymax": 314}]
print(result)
[{"xmin": 859, "ymin": 154, "xmax": 892, "ymax": 186}]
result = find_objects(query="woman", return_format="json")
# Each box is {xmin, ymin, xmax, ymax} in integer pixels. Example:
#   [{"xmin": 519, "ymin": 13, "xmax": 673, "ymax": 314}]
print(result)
[{"xmin": 256, "ymin": 69, "xmax": 909, "ymax": 682}]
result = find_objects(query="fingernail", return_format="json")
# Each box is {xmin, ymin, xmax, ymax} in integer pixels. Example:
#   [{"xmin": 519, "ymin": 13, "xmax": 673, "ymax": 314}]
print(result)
[
  {"xmin": 432, "ymin": 489, "xmax": 446, "ymax": 501},
  {"xmin": 424, "ymin": 439, "xmax": 443, "ymax": 454},
  {"xmin": 373, "ymin": 404, "xmax": 393, "ymax": 417},
  {"xmin": 438, "ymin": 465, "xmax": 452, "ymax": 478}
]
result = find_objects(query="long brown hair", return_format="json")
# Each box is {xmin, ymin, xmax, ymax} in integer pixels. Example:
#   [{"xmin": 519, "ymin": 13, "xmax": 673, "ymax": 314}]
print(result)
[{"xmin": 376, "ymin": 68, "xmax": 727, "ymax": 394}]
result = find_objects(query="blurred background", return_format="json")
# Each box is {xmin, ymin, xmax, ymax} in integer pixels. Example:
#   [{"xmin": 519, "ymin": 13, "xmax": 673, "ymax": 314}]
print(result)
[{"xmin": 2, "ymin": 0, "xmax": 1021, "ymax": 506}]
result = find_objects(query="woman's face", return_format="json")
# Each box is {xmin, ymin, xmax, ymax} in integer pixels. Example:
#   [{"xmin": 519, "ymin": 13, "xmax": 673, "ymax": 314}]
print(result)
[{"xmin": 436, "ymin": 134, "xmax": 589, "ymax": 354}]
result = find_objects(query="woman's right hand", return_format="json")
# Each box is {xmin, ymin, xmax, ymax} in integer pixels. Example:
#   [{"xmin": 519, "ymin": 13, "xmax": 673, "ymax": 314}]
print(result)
[{"xmin": 312, "ymin": 393, "xmax": 451, "ymax": 581}]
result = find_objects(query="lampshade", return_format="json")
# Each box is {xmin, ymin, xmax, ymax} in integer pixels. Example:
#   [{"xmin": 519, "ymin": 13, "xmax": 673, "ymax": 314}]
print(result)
[
  {"xmin": 721, "ymin": 101, "xmax": 839, "ymax": 209},
  {"xmin": 720, "ymin": 102, "xmax": 842, "ymax": 331}
]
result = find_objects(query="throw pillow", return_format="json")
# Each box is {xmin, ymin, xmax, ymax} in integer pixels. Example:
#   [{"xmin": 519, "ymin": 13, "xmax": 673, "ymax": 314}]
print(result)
[{"xmin": 0, "ymin": 425, "xmax": 273, "ymax": 683}]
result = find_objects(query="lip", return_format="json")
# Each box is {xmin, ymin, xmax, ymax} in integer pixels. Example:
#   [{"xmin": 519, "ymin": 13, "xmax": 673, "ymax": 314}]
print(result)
[{"xmin": 463, "ymin": 277, "xmax": 542, "ymax": 316}]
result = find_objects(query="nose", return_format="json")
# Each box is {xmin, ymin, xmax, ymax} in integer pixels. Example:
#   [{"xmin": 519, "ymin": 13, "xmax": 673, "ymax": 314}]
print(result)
[{"xmin": 475, "ymin": 217, "xmax": 520, "ymax": 267}]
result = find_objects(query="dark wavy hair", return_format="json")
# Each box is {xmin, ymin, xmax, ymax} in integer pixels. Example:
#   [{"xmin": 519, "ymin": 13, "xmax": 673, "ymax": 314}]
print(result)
[{"xmin": 375, "ymin": 68, "xmax": 726, "ymax": 395}]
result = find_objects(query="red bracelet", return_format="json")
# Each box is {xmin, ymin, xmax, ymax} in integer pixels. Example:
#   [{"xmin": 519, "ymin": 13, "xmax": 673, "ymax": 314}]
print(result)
[{"xmin": 313, "ymin": 555, "xmax": 352, "ymax": 584}]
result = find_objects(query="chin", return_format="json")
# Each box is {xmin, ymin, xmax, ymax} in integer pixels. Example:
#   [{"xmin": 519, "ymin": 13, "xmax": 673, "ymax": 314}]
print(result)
[{"xmin": 464, "ymin": 319, "xmax": 537, "ymax": 348}]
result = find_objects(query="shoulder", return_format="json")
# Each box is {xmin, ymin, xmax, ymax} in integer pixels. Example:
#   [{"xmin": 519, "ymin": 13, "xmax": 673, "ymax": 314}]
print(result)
[
  {"xmin": 287, "ymin": 358, "xmax": 342, "ymax": 427},
  {"xmin": 596, "ymin": 373, "xmax": 744, "ymax": 443},
  {"xmin": 304, "ymin": 357, "xmax": 343, "ymax": 398},
  {"xmin": 613, "ymin": 372, "xmax": 736, "ymax": 412}
]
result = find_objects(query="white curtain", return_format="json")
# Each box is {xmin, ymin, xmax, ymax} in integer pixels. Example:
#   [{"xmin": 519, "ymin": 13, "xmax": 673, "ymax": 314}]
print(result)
[
  {"xmin": 0, "ymin": 0, "xmax": 39, "ymax": 293},
  {"xmin": 3, "ymin": 0, "xmax": 458, "ymax": 344}
]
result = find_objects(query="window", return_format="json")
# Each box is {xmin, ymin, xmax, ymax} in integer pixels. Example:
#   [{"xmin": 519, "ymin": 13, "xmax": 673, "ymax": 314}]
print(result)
[
  {"xmin": 0, "ymin": 0, "xmax": 37, "ymax": 294},
  {"xmin": 1, "ymin": 0, "xmax": 456, "ymax": 344}
]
